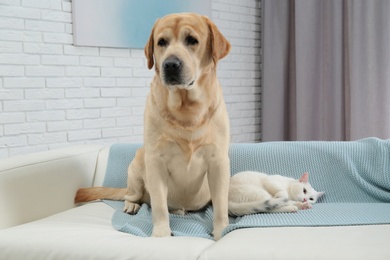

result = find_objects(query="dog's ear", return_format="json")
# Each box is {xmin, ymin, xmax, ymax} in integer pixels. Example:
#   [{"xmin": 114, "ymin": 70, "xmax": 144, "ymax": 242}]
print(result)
[
  {"xmin": 144, "ymin": 21, "xmax": 157, "ymax": 70},
  {"xmin": 203, "ymin": 16, "xmax": 231, "ymax": 63}
]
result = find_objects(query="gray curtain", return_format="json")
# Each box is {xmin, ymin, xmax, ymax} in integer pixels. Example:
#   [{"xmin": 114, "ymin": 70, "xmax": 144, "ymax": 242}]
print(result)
[{"xmin": 262, "ymin": 0, "xmax": 390, "ymax": 141}]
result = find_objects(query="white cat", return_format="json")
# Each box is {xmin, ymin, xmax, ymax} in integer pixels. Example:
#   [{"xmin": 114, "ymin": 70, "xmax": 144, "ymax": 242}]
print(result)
[{"xmin": 228, "ymin": 171, "xmax": 324, "ymax": 216}]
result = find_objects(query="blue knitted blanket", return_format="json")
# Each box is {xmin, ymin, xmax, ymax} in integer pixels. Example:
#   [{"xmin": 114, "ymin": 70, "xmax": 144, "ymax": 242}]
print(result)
[{"xmin": 103, "ymin": 138, "xmax": 390, "ymax": 239}]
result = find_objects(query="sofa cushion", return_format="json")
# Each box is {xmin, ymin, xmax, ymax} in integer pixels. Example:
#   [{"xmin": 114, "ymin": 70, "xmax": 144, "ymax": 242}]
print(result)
[
  {"xmin": 198, "ymin": 225, "xmax": 390, "ymax": 260},
  {"xmin": 2, "ymin": 201, "xmax": 388, "ymax": 260},
  {"xmin": 103, "ymin": 138, "xmax": 390, "ymax": 203},
  {"xmin": 0, "ymin": 202, "xmax": 214, "ymax": 260}
]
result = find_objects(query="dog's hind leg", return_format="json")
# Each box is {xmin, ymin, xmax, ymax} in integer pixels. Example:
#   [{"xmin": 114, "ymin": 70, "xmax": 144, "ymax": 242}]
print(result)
[{"xmin": 123, "ymin": 148, "xmax": 149, "ymax": 214}]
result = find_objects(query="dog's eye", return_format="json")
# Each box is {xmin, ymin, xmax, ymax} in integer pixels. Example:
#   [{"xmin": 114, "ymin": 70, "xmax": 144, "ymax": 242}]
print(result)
[
  {"xmin": 185, "ymin": 36, "xmax": 198, "ymax": 46},
  {"xmin": 157, "ymin": 38, "xmax": 168, "ymax": 47}
]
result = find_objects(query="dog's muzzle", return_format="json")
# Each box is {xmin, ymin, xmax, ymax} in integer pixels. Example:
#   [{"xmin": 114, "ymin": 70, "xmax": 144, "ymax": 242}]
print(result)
[{"xmin": 162, "ymin": 56, "xmax": 185, "ymax": 86}]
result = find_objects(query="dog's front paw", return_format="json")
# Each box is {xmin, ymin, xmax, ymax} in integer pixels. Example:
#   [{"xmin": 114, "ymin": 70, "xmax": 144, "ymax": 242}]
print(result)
[
  {"xmin": 212, "ymin": 229, "xmax": 223, "ymax": 241},
  {"xmin": 123, "ymin": 201, "xmax": 141, "ymax": 214},
  {"xmin": 212, "ymin": 223, "xmax": 228, "ymax": 241},
  {"xmin": 152, "ymin": 225, "xmax": 172, "ymax": 237}
]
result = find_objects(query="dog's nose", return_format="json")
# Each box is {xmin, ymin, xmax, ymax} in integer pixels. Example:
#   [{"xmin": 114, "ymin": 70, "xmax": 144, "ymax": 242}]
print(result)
[{"xmin": 163, "ymin": 56, "xmax": 182, "ymax": 71}]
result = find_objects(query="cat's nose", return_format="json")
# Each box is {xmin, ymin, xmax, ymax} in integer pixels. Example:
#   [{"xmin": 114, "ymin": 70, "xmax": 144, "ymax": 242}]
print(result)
[{"xmin": 303, "ymin": 198, "xmax": 307, "ymax": 202}]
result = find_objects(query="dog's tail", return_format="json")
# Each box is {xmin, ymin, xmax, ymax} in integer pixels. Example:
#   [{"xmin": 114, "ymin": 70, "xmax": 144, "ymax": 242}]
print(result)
[{"xmin": 75, "ymin": 187, "xmax": 127, "ymax": 203}]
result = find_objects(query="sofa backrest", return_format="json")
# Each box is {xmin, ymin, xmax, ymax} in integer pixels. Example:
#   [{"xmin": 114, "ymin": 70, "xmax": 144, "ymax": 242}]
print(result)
[{"xmin": 102, "ymin": 138, "xmax": 390, "ymax": 203}]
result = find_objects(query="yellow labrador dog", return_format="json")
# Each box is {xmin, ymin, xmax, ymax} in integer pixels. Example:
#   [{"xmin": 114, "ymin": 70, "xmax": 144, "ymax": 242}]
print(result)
[{"xmin": 75, "ymin": 13, "xmax": 231, "ymax": 240}]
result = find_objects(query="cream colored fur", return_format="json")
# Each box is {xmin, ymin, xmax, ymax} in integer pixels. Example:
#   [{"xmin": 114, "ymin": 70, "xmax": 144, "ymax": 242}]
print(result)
[{"xmin": 75, "ymin": 13, "xmax": 231, "ymax": 240}]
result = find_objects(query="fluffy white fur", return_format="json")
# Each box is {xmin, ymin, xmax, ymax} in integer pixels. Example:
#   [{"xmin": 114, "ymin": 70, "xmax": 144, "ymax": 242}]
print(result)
[{"xmin": 228, "ymin": 171, "xmax": 324, "ymax": 216}]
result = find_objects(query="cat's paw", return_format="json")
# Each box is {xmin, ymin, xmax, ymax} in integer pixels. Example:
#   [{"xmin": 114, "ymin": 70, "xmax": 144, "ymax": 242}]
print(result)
[
  {"xmin": 295, "ymin": 201, "xmax": 312, "ymax": 210},
  {"xmin": 123, "ymin": 200, "xmax": 141, "ymax": 214},
  {"xmin": 302, "ymin": 202, "xmax": 312, "ymax": 210},
  {"xmin": 283, "ymin": 205, "xmax": 298, "ymax": 213},
  {"xmin": 273, "ymin": 205, "xmax": 298, "ymax": 213}
]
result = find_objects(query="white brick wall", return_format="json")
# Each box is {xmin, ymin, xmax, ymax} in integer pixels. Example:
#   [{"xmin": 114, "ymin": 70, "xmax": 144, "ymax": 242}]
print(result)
[
  {"xmin": 0, "ymin": 0, "xmax": 261, "ymax": 158},
  {"xmin": 213, "ymin": 0, "xmax": 262, "ymax": 142}
]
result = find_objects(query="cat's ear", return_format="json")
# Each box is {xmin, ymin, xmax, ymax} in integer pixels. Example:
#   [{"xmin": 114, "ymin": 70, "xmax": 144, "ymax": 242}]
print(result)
[
  {"xmin": 317, "ymin": 191, "xmax": 325, "ymax": 198},
  {"xmin": 299, "ymin": 172, "xmax": 309, "ymax": 183}
]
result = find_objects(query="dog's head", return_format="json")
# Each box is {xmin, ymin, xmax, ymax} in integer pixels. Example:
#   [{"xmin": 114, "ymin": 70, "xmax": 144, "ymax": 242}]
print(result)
[{"xmin": 144, "ymin": 13, "xmax": 231, "ymax": 90}]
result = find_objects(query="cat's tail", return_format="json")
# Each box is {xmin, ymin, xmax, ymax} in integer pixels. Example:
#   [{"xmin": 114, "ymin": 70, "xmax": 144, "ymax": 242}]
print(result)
[
  {"xmin": 228, "ymin": 198, "xmax": 289, "ymax": 217},
  {"xmin": 75, "ymin": 187, "xmax": 127, "ymax": 203}
]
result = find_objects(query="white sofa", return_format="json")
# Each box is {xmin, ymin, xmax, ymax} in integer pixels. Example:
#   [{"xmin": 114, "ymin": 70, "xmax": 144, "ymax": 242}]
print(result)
[{"xmin": 1, "ymin": 145, "xmax": 390, "ymax": 260}]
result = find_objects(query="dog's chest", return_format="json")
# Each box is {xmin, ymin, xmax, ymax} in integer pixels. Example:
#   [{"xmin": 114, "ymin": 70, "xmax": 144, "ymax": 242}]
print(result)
[
  {"xmin": 164, "ymin": 143, "xmax": 212, "ymax": 209},
  {"xmin": 166, "ymin": 143, "xmax": 209, "ymax": 181},
  {"xmin": 162, "ymin": 142, "xmax": 213, "ymax": 190}
]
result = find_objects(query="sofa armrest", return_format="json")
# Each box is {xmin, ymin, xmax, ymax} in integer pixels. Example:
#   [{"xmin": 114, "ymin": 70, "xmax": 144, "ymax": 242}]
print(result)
[{"xmin": 0, "ymin": 145, "xmax": 105, "ymax": 229}]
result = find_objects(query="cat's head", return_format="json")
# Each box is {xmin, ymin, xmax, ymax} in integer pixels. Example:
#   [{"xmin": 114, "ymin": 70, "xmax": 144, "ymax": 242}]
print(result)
[{"xmin": 289, "ymin": 172, "xmax": 325, "ymax": 204}]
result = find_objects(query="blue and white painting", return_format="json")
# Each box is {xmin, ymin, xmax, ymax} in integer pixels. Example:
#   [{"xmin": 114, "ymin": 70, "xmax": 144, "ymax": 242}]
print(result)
[{"xmin": 72, "ymin": 0, "xmax": 211, "ymax": 49}]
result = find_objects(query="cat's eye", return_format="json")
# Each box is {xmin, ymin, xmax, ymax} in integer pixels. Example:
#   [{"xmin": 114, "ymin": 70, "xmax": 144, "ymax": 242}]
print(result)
[
  {"xmin": 303, "ymin": 188, "xmax": 307, "ymax": 194},
  {"xmin": 310, "ymin": 198, "xmax": 314, "ymax": 201}
]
